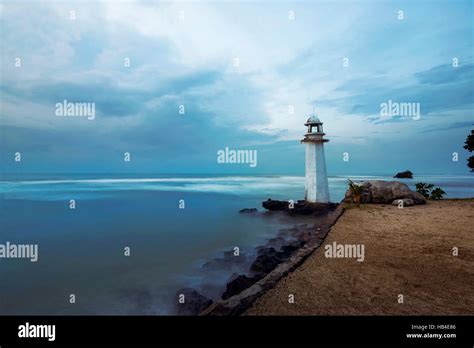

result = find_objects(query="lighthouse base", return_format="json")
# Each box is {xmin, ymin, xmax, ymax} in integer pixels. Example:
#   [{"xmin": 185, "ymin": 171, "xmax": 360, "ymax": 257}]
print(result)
[{"xmin": 262, "ymin": 199, "xmax": 337, "ymax": 215}]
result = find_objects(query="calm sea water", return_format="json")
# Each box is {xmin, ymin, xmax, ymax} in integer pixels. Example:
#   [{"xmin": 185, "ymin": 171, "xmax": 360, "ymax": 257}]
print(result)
[{"xmin": 0, "ymin": 174, "xmax": 473, "ymax": 314}]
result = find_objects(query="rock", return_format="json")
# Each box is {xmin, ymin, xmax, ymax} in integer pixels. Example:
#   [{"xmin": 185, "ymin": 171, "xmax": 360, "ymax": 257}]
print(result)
[
  {"xmin": 262, "ymin": 199, "xmax": 338, "ymax": 215},
  {"xmin": 262, "ymin": 199, "xmax": 292, "ymax": 210},
  {"xmin": 297, "ymin": 230, "xmax": 312, "ymax": 243},
  {"xmin": 278, "ymin": 241, "xmax": 304, "ymax": 259},
  {"xmin": 176, "ymin": 288, "xmax": 213, "ymax": 315},
  {"xmin": 250, "ymin": 241, "xmax": 304, "ymax": 275},
  {"xmin": 221, "ymin": 274, "xmax": 261, "ymax": 300},
  {"xmin": 250, "ymin": 247, "xmax": 281, "ymax": 274},
  {"xmin": 394, "ymin": 170, "xmax": 413, "ymax": 179},
  {"xmin": 239, "ymin": 208, "xmax": 258, "ymax": 214},
  {"xmin": 344, "ymin": 180, "xmax": 426, "ymax": 205},
  {"xmin": 392, "ymin": 198, "xmax": 414, "ymax": 206}
]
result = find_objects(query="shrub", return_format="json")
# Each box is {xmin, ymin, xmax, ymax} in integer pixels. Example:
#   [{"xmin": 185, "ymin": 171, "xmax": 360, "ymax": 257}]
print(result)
[
  {"xmin": 430, "ymin": 187, "xmax": 446, "ymax": 200},
  {"xmin": 415, "ymin": 182, "xmax": 434, "ymax": 199},
  {"xmin": 348, "ymin": 179, "xmax": 364, "ymax": 207},
  {"xmin": 415, "ymin": 182, "xmax": 446, "ymax": 200}
]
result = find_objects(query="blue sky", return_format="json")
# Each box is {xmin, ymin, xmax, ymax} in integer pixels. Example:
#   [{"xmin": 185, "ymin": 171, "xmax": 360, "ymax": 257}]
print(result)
[{"xmin": 0, "ymin": 0, "xmax": 473, "ymax": 175}]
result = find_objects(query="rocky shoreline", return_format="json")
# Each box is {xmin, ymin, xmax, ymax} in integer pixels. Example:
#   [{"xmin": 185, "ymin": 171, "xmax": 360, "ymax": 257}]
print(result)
[
  {"xmin": 175, "ymin": 200, "xmax": 340, "ymax": 315},
  {"xmin": 201, "ymin": 202, "xmax": 345, "ymax": 315}
]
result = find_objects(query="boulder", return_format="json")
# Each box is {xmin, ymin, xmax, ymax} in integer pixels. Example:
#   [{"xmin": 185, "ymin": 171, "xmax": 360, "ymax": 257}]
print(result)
[
  {"xmin": 391, "ymin": 198, "xmax": 415, "ymax": 207},
  {"xmin": 262, "ymin": 199, "xmax": 295, "ymax": 210},
  {"xmin": 175, "ymin": 288, "xmax": 213, "ymax": 315},
  {"xmin": 278, "ymin": 241, "xmax": 304, "ymax": 258},
  {"xmin": 221, "ymin": 274, "xmax": 261, "ymax": 300},
  {"xmin": 239, "ymin": 208, "xmax": 258, "ymax": 214},
  {"xmin": 394, "ymin": 170, "xmax": 413, "ymax": 179},
  {"xmin": 250, "ymin": 247, "xmax": 281, "ymax": 274},
  {"xmin": 250, "ymin": 240, "xmax": 304, "ymax": 275},
  {"xmin": 344, "ymin": 180, "xmax": 425, "ymax": 205}
]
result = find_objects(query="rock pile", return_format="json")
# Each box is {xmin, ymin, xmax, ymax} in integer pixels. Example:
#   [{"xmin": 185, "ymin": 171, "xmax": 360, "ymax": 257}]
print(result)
[
  {"xmin": 262, "ymin": 199, "xmax": 338, "ymax": 215},
  {"xmin": 344, "ymin": 180, "xmax": 425, "ymax": 205}
]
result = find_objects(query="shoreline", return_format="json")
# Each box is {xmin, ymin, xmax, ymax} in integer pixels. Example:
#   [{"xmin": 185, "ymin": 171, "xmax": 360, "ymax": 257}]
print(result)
[
  {"xmin": 244, "ymin": 198, "xmax": 474, "ymax": 315},
  {"xmin": 201, "ymin": 202, "xmax": 345, "ymax": 315}
]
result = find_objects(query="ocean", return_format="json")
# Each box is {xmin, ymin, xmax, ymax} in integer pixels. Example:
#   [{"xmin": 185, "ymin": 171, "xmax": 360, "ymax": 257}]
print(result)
[{"xmin": 0, "ymin": 174, "xmax": 473, "ymax": 314}]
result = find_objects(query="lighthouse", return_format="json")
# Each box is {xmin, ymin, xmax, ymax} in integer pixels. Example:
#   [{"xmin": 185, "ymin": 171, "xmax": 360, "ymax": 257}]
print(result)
[{"xmin": 301, "ymin": 114, "xmax": 330, "ymax": 203}]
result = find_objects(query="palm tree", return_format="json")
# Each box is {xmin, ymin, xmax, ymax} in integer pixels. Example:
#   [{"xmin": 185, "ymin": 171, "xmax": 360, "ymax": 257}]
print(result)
[
  {"xmin": 348, "ymin": 179, "xmax": 364, "ymax": 207},
  {"xmin": 415, "ymin": 182, "xmax": 434, "ymax": 199},
  {"xmin": 430, "ymin": 187, "xmax": 446, "ymax": 200}
]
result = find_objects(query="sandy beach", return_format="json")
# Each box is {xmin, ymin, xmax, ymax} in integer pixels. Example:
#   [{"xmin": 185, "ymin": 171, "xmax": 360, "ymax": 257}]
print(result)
[{"xmin": 245, "ymin": 199, "xmax": 474, "ymax": 315}]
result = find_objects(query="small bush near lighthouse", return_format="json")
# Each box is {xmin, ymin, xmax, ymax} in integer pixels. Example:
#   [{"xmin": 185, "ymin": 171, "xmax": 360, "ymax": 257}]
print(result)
[{"xmin": 348, "ymin": 179, "xmax": 363, "ymax": 207}]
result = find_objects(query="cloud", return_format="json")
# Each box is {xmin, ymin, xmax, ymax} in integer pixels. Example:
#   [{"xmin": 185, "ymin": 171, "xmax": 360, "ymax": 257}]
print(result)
[
  {"xmin": 0, "ymin": 0, "xmax": 473, "ymax": 174},
  {"xmin": 419, "ymin": 121, "xmax": 474, "ymax": 133},
  {"xmin": 316, "ymin": 63, "xmax": 474, "ymax": 125},
  {"xmin": 415, "ymin": 64, "xmax": 474, "ymax": 85},
  {"xmin": 1, "ymin": 69, "xmax": 222, "ymax": 118}
]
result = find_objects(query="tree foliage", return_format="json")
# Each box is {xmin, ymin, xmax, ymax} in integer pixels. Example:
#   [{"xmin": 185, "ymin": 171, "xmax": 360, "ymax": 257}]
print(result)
[
  {"xmin": 415, "ymin": 182, "xmax": 434, "ymax": 199},
  {"xmin": 415, "ymin": 182, "xmax": 446, "ymax": 200},
  {"xmin": 430, "ymin": 187, "xmax": 446, "ymax": 200},
  {"xmin": 464, "ymin": 129, "xmax": 474, "ymax": 171}
]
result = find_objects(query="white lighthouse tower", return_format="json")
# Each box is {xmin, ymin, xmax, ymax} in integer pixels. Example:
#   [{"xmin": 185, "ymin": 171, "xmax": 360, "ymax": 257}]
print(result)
[{"xmin": 301, "ymin": 114, "xmax": 330, "ymax": 203}]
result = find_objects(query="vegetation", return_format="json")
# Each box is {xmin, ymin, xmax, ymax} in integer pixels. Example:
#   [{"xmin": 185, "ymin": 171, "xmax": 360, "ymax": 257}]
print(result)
[
  {"xmin": 415, "ymin": 182, "xmax": 446, "ymax": 200},
  {"xmin": 430, "ymin": 187, "xmax": 446, "ymax": 200},
  {"xmin": 464, "ymin": 129, "xmax": 474, "ymax": 172},
  {"xmin": 415, "ymin": 182, "xmax": 434, "ymax": 199},
  {"xmin": 348, "ymin": 179, "xmax": 364, "ymax": 207}
]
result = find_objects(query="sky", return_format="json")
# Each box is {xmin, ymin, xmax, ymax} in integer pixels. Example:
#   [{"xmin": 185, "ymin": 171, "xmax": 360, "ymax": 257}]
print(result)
[{"xmin": 0, "ymin": 0, "xmax": 473, "ymax": 175}]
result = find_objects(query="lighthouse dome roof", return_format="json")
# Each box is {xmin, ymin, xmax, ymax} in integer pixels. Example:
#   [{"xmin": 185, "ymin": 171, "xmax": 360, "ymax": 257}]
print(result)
[{"xmin": 306, "ymin": 115, "xmax": 322, "ymax": 124}]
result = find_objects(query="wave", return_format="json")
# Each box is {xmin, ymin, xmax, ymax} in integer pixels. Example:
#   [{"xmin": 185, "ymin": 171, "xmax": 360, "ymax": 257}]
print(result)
[
  {"xmin": 0, "ymin": 176, "xmax": 305, "ymax": 199},
  {"xmin": 0, "ymin": 176, "xmax": 302, "ymax": 185},
  {"xmin": 1, "ymin": 175, "xmax": 472, "ymax": 201},
  {"xmin": 1, "ymin": 174, "xmax": 472, "ymax": 186}
]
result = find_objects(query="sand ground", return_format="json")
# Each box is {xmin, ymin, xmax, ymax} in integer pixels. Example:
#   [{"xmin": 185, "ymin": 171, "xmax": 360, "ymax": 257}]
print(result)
[{"xmin": 245, "ymin": 199, "xmax": 474, "ymax": 315}]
